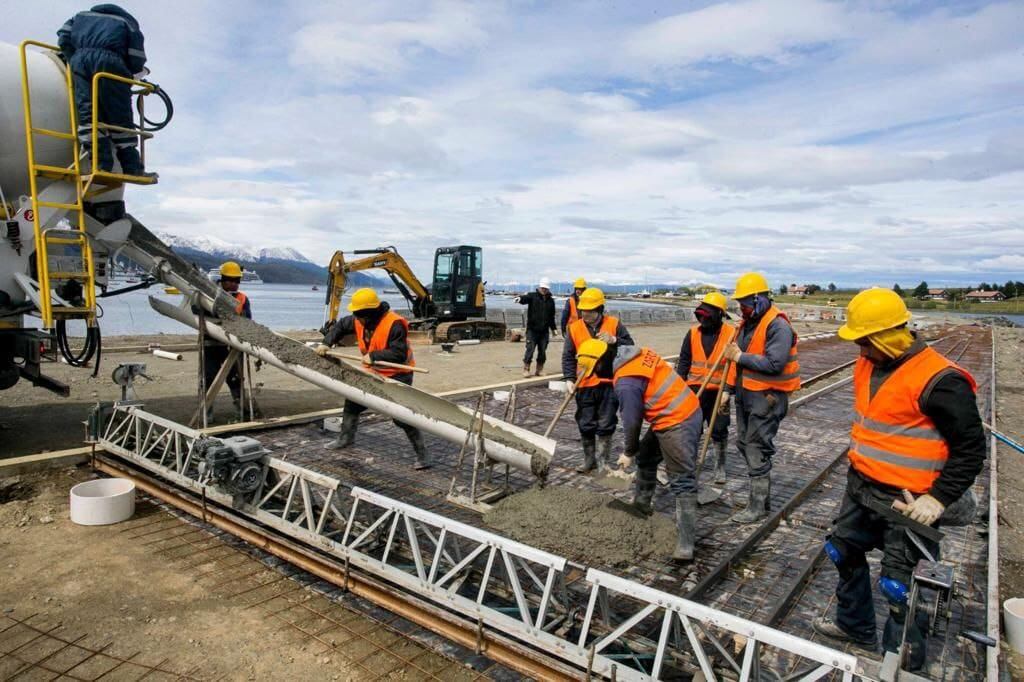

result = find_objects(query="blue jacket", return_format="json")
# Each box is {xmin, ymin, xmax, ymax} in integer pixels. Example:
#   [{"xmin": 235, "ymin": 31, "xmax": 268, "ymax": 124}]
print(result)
[{"xmin": 58, "ymin": 4, "xmax": 147, "ymax": 75}]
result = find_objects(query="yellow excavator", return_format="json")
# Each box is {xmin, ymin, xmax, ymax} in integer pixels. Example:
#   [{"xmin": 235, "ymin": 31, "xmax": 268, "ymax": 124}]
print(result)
[{"xmin": 321, "ymin": 245, "xmax": 507, "ymax": 343}]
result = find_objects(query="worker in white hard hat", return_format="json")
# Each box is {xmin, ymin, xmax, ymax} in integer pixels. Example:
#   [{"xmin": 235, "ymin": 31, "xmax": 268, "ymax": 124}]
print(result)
[
  {"xmin": 516, "ymin": 277, "xmax": 557, "ymax": 377},
  {"xmin": 202, "ymin": 261, "xmax": 256, "ymax": 423},
  {"xmin": 811, "ymin": 288, "xmax": 985, "ymax": 669},
  {"xmin": 316, "ymin": 288, "xmax": 429, "ymax": 469}
]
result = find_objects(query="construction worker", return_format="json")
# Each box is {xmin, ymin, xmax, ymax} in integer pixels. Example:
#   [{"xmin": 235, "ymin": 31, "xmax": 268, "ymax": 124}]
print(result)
[
  {"xmin": 317, "ymin": 288, "xmax": 429, "ymax": 469},
  {"xmin": 57, "ymin": 4, "xmax": 155, "ymax": 178},
  {"xmin": 560, "ymin": 277, "xmax": 587, "ymax": 335},
  {"xmin": 721, "ymin": 273, "xmax": 800, "ymax": 524},
  {"xmin": 516, "ymin": 278, "xmax": 557, "ymax": 377},
  {"xmin": 676, "ymin": 291, "xmax": 735, "ymax": 483},
  {"xmin": 562, "ymin": 287, "xmax": 633, "ymax": 473},
  {"xmin": 203, "ymin": 261, "xmax": 254, "ymax": 422},
  {"xmin": 812, "ymin": 289, "xmax": 986, "ymax": 669},
  {"xmin": 579, "ymin": 340, "xmax": 702, "ymax": 561}
]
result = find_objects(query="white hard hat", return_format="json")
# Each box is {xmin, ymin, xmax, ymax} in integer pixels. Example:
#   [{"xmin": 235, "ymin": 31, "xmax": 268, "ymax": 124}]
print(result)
[{"xmin": 538, "ymin": 277, "xmax": 551, "ymax": 289}]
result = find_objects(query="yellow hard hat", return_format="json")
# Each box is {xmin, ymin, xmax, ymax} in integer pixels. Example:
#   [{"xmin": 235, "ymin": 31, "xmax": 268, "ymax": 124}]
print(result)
[
  {"xmin": 700, "ymin": 291, "xmax": 729, "ymax": 312},
  {"xmin": 576, "ymin": 338, "xmax": 609, "ymax": 378},
  {"xmin": 348, "ymin": 288, "xmax": 381, "ymax": 312},
  {"xmin": 732, "ymin": 272, "xmax": 770, "ymax": 299},
  {"xmin": 573, "ymin": 277, "xmax": 587, "ymax": 289},
  {"xmin": 838, "ymin": 288, "xmax": 911, "ymax": 341},
  {"xmin": 577, "ymin": 287, "xmax": 606, "ymax": 311},
  {"xmin": 219, "ymin": 261, "xmax": 243, "ymax": 278}
]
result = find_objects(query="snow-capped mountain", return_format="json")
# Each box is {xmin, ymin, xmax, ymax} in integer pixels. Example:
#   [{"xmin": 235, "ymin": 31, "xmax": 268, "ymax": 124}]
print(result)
[
  {"xmin": 258, "ymin": 246, "xmax": 310, "ymax": 263},
  {"xmin": 155, "ymin": 232, "xmax": 313, "ymax": 264}
]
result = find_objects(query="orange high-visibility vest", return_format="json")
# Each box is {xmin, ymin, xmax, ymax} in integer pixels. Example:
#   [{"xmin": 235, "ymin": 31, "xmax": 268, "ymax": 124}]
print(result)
[
  {"xmin": 686, "ymin": 323, "xmax": 736, "ymax": 390},
  {"xmin": 848, "ymin": 346, "xmax": 976, "ymax": 494},
  {"xmin": 726, "ymin": 306, "xmax": 800, "ymax": 392},
  {"xmin": 232, "ymin": 291, "xmax": 248, "ymax": 315},
  {"xmin": 567, "ymin": 296, "xmax": 580, "ymax": 327},
  {"xmin": 354, "ymin": 311, "xmax": 415, "ymax": 378},
  {"xmin": 570, "ymin": 315, "xmax": 619, "ymax": 388},
  {"xmin": 615, "ymin": 347, "xmax": 700, "ymax": 431}
]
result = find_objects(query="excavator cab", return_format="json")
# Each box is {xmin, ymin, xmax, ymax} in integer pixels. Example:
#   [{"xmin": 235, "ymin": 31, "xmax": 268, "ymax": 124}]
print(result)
[{"xmin": 431, "ymin": 245, "xmax": 484, "ymax": 321}]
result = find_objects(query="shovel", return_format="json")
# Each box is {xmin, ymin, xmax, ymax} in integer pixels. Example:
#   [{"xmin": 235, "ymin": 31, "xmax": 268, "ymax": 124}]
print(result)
[
  {"xmin": 543, "ymin": 374, "xmax": 580, "ymax": 438},
  {"xmin": 692, "ymin": 345, "xmax": 728, "ymax": 402},
  {"xmin": 696, "ymin": 360, "xmax": 732, "ymax": 505}
]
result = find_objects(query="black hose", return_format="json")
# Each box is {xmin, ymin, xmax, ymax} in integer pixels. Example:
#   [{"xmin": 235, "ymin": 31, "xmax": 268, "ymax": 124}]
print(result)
[
  {"xmin": 135, "ymin": 83, "xmax": 173, "ymax": 132},
  {"xmin": 56, "ymin": 320, "xmax": 102, "ymax": 377}
]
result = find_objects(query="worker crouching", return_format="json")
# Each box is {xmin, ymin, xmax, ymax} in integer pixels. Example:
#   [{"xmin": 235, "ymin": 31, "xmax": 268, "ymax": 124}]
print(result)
[
  {"xmin": 676, "ymin": 291, "xmax": 735, "ymax": 483},
  {"xmin": 812, "ymin": 289, "xmax": 985, "ymax": 670},
  {"xmin": 721, "ymin": 273, "xmax": 800, "ymax": 524},
  {"xmin": 318, "ymin": 288, "xmax": 430, "ymax": 470},
  {"xmin": 579, "ymin": 340, "xmax": 702, "ymax": 562},
  {"xmin": 562, "ymin": 287, "xmax": 634, "ymax": 473}
]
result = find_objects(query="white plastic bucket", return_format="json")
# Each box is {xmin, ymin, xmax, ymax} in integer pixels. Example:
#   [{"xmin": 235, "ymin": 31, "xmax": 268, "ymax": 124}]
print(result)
[
  {"xmin": 1006, "ymin": 597, "xmax": 1024, "ymax": 654},
  {"xmin": 69, "ymin": 478, "xmax": 136, "ymax": 526}
]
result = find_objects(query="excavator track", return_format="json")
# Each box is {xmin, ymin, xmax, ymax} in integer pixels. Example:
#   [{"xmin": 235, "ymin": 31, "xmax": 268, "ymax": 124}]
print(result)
[{"xmin": 433, "ymin": 319, "xmax": 507, "ymax": 343}]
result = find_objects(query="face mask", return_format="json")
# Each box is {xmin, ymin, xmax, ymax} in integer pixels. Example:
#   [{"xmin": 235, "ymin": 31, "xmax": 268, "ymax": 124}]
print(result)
[{"xmin": 867, "ymin": 327, "xmax": 915, "ymax": 360}]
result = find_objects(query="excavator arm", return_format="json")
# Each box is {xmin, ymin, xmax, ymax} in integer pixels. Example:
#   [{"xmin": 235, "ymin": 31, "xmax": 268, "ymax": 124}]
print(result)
[{"xmin": 323, "ymin": 247, "xmax": 434, "ymax": 331}]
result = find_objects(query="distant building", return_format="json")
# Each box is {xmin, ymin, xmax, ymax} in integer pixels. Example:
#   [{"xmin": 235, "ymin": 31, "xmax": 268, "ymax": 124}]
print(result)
[
  {"xmin": 926, "ymin": 288, "xmax": 948, "ymax": 301},
  {"xmin": 789, "ymin": 284, "xmax": 810, "ymax": 296},
  {"xmin": 965, "ymin": 290, "xmax": 1006, "ymax": 303}
]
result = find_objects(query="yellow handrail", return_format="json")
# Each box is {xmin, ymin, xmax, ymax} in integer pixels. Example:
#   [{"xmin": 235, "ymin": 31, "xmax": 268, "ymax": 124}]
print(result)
[{"xmin": 89, "ymin": 71, "xmax": 155, "ymax": 183}]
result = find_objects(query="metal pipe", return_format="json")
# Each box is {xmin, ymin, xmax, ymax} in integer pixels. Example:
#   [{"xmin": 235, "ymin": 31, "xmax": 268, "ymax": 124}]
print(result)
[{"xmin": 149, "ymin": 296, "xmax": 554, "ymax": 476}]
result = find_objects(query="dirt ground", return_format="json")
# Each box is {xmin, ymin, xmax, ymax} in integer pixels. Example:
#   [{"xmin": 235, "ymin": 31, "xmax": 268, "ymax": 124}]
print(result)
[
  {"xmin": 0, "ymin": 317, "xmax": 842, "ymax": 458},
  {"xmin": 995, "ymin": 328, "xmax": 1024, "ymax": 674}
]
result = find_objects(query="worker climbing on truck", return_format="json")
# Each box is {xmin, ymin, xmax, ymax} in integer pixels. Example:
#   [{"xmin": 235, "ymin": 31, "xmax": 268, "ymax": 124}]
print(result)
[
  {"xmin": 203, "ymin": 261, "xmax": 257, "ymax": 422},
  {"xmin": 676, "ymin": 291, "xmax": 735, "ymax": 484},
  {"xmin": 578, "ymin": 339, "xmax": 703, "ymax": 562},
  {"xmin": 721, "ymin": 272, "xmax": 800, "ymax": 524},
  {"xmin": 812, "ymin": 288, "xmax": 986, "ymax": 670},
  {"xmin": 560, "ymin": 277, "xmax": 587, "ymax": 335},
  {"xmin": 561, "ymin": 287, "xmax": 633, "ymax": 474},
  {"xmin": 57, "ymin": 4, "xmax": 155, "ymax": 178},
  {"xmin": 317, "ymin": 288, "xmax": 430, "ymax": 470}
]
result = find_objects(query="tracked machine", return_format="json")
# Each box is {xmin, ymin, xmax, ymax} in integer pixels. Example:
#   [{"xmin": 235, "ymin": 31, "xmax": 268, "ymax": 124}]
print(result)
[{"xmin": 322, "ymin": 245, "xmax": 506, "ymax": 343}]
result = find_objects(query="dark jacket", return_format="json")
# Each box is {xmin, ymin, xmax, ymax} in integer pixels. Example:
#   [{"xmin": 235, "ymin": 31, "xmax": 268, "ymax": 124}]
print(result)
[
  {"xmin": 517, "ymin": 290, "xmax": 556, "ymax": 333},
  {"xmin": 58, "ymin": 4, "xmax": 146, "ymax": 75},
  {"xmin": 727, "ymin": 308, "xmax": 794, "ymax": 390},
  {"xmin": 861, "ymin": 338, "xmax": 986, "ymax": 507},
  {"xmin": 323, "ymin": 302, "xmax": 411, "ymax": 378},
  {"xmin": 561, "ymin": 314, "xmax": 633, "ymax": 380}
]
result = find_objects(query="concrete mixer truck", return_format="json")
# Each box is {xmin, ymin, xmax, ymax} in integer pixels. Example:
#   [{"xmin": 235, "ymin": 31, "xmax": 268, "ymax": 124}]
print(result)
[{"xmin": 0, "ymin": 39, "xmax": 223, "ymax": 395}]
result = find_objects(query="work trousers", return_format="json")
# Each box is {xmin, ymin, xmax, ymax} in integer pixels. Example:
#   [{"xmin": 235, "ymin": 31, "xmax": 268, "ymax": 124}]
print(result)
[
  {"xmin": 342, "ymin": 373, "xmax": 422, "ymax": 440},
  {"xmin": 734, "ymin": 387, "xmax": 788, "ymax": 478},
  {"xmin": 202, "ymin": 342, "xmax": 242, "ymax": 401},
  {"xmin": 70, "ymin": 51, "xmax": 138, "ymax": 164},
  {"xmin": 693, "ymin": 385, "xmax": 730, "ymax": 443},
  {"xmin": 829, "ymin": 468, "xmax": 939, "ymax": 670},
  {"xmin": 523, "ymin": 328, "xmax": 550, "ymax": 365},
  {"xmin": 634, "ymin": 410, "xmax": 702, "ymax": 495},
  {"xmin": 574, "ymin": 383, "xmax": 618, "ymax": 438}
]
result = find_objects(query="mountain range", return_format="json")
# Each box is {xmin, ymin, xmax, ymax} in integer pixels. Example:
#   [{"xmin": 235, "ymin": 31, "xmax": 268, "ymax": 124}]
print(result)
[{"xmin": 153, "ymin": 232, "xmax": 383, "ymax": 287}]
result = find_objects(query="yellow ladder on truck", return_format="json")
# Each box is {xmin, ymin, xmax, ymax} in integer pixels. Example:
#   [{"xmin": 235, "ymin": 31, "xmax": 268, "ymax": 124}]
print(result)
[{"xmin": 18, "ymin": 40, "xmax": 158, "ymax": 329}]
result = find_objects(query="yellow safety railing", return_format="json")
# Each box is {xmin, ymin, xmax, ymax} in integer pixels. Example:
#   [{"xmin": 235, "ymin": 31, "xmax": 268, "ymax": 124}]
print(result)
[{"xmin": 18, "ymin": 40, "xmax": 159, "ymax": 328}]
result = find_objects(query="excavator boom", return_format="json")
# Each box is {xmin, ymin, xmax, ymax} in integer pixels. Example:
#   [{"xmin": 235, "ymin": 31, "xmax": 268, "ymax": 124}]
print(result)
[{"xmin": 323, "ymin": 247, "xmax": 434, "ymax": 331}]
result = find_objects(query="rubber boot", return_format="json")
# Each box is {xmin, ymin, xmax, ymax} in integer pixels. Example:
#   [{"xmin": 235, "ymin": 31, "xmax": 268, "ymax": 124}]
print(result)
[
  {"xmin": 327, "ymin": 413, "xmax": 358, "ymax": 449},
  {"xmin": 406, "ymin": 429, "xmax": 431, "ymax": 470},
  {"xmin": 713, "ymin": 440, "xmax": 728, "ymax": 484},
  {"xmin": 596, "ymin": 434, "xmax": 613, "ymax": 473},
  {"xmin": 115, "ymin": 145, "xmax": 158, "ymax": 180},
  {"xmin": 730, "ymin": 475, "xmax": 770, "ymax": 524},
  {"xmin": 535, "ymin": 363, "xmax": 544, "ymax": 376},
  {"xmin": 522, "ymin": 363, "xmax": 532, "ymax": 378},
  {"xmin": 632, "ymin": 468, "xmax": 658, "ymax": 516},
  {"xmin": 575, "ymin": 437, "xmax": 597, "ymax": 473},
  {"xmin": 671, "ymin": 493, "xmax": 697, "ymax": 562}
]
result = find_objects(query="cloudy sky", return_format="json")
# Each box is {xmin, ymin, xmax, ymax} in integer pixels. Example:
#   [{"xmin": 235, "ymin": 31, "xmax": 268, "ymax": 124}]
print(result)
[{"xmin": 7, "ymin": 1, "xmax": 1023, "ymax": 287}]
